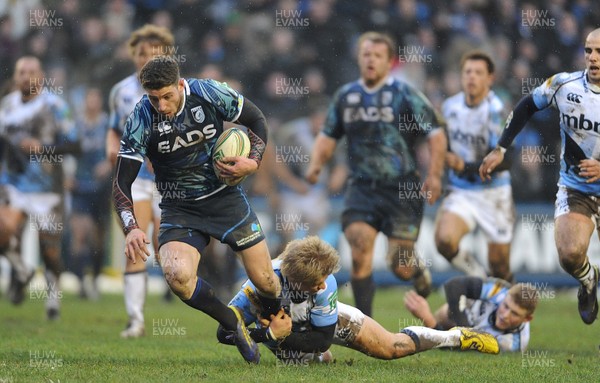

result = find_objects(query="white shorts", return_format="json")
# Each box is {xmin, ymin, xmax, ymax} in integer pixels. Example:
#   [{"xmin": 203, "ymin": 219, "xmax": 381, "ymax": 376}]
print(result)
[
  {"xmin": 279, "ymin": 188, "xmax": 330, "ymax": 228},
  {"xmin": 440, "ymin": 185, "xmax": 515, "ymax": 243},
  {"xmin": 333, "ymin": 302, "xmax": 366, "ymax": 346},
  {"xmin": 131, "ymin": 178, "xmax": 161, "ymax": 218},
  {"xmin": 3, "ymin": 184, "xmax": 60, "ymax": 217}
]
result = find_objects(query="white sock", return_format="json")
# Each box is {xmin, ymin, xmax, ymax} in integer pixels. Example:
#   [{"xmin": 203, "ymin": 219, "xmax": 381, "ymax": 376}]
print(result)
[
  {"xmin": 403, "ymin": 326, "xmax": 461, "ymax": 351},
  {"xmin": 451, "ymin": 251, "xmax": 487, "ymax": 278},
  {"xmin": 44, "ymin": 270, "xmax": 60, "ymax": 311},
  {"xmin": 124, "ymin": 272, "xmax": 147, "ymax": 325}
]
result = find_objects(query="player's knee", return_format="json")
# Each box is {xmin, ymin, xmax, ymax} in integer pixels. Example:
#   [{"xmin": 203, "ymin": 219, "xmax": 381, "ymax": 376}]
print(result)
[
  {"xmin": 435, "ymin": 235, "xmax": 457, "ymax": 259},
  {"xmin": 556, "ymin": 242, "xmax": 587, "ymax": 271},
  {"xmin": 558, "ymin": 249, "xmax": 586, "ymax": 274},
  {"xmin": 164, "ymin": 271, "xmax": 195, "ymax": 298}
]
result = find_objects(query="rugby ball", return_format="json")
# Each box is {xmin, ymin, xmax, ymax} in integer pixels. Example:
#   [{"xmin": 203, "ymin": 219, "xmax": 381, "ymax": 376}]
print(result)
[{"xmin": 212, "ymin": 127, "xmax": 251, "ymax": 186}]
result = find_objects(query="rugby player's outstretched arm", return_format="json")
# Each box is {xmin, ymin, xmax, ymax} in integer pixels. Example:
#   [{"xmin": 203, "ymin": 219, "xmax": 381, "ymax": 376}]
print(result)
[
  {"xmin": 480, "ymin": 95, "xmax": 540, "ymax": 180},
  {"xmin": 305, "ymin": 133, "xmax": 337, "ymax": 184}
]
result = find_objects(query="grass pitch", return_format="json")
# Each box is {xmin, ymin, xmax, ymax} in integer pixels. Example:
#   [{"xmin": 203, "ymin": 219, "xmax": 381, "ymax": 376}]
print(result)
[{"xmin": 1, "ymin": 284, "xmax": 599, "ymax": 382}]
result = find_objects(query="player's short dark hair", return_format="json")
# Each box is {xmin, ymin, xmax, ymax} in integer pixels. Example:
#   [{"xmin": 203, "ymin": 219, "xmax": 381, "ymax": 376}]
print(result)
[
  {"xmin": 139, "ymin": 56, "xmax": 179, "ymax": 90},
  {"xmin": 357, "ymin": 31, "xmax": 397, "ymax": 60},
  {"xmin": 460, "ymin": 51, "xmax": 495, "ymax": 74},
  {"xmin": 128, "ymin": 24, "xmax": 175, "ymax": 57}
]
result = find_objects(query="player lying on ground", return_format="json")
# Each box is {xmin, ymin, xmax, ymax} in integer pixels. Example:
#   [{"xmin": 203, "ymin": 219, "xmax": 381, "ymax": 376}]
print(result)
[
  {"xmin": 405, "ymin": 276, "xmax": 537, "ymax": 352},
  {"xmin": 217, "ymin": 236, "xmax": 499, "ymax": 363}
]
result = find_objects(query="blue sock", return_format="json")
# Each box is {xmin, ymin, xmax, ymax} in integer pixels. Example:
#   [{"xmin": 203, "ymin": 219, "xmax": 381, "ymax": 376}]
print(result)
[{"xmin": 182, "ymin": 278, "xmax": 237, "ymax": 330}]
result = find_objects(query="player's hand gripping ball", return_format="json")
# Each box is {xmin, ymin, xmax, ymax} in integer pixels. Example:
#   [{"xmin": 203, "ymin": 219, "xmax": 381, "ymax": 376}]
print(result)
[{"xmin": 212, "ymin": 127, "xmax": 251, "ymax": 186}]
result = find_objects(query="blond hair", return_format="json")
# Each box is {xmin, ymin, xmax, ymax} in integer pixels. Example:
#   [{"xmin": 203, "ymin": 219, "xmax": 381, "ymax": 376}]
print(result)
[
  {"xmin": 127, "ymin": 24, "xmax": 174, "ymax": 57},
  {"xmin": 279, "ymin": 236, "xmax": 340, "ymax": 285},
  {"xmin": 508, "ymin": 283, "xmax": 538, "ymax": 315},
  {"xmin": 357, "ymin": 31, "xmax": 396, "ymax": 60}
]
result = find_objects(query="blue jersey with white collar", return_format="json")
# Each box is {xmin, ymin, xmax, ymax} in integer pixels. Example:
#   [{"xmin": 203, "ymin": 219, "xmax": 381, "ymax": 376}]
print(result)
[{"xmin": 443, "ymin": 90, "xmax": 510, "ymax": 190}]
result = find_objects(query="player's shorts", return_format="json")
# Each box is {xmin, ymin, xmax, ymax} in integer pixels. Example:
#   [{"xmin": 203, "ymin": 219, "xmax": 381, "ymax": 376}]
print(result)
[
  {"xmin": 332, "ymin": 302, "xmax": 366, "ymax": 346},
  {"xmin": 72, "ymin": 191, "xmax": 111, "ymax": 222},
  {"xmin": 342, "ymin": 175, "xmax": 424, "ymax": 241},
  {"xmin": 131, "ymin": 177, "xmax": 155, "ymax": 203},
  {"xmin": 440, "ymin": 185, "xmax": 515, "ymax": 243},
  {"xmin": 555, "ymin": 185, "xmax": 600, "ymax": 223},
  {"xmin": 2, "ymin": 184, "xmax": 62, "ymax": 233},
  {"xmin": 158, "ymin": 186, "xmax": 265, "ymax": 252}
]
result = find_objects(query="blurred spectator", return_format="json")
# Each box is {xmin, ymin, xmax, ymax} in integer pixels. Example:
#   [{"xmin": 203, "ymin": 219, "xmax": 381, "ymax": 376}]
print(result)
[{"xmin": 271, "ymin": 97, "xmax": 347, "ymax": 247}]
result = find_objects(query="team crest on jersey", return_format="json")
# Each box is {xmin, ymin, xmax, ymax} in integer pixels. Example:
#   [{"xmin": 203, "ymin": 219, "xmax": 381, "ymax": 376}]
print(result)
[
  {"xmin": 381, "ymin": 91, "xmax": 393, "ymax": 105},
  {"xmin": 347, "ymin": 93, "xmax": 361, "ymax": 105},
  {"xmin": 191, "ymin": 106, "xmax": 205, "ymax": 123},
  {"xmin": 157, "ymin": 121, "xmax": 173, "ymax": 136}
]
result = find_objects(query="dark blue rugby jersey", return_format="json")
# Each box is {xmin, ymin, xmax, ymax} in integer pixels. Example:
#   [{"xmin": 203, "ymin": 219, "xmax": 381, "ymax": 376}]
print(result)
[
  {"xmin": 118, "ymin": 78, "xmax": 243, "ymax": 200},
  {"xmin": 323, "ymin": 77, "xmax": 444, "ymax": 181}
]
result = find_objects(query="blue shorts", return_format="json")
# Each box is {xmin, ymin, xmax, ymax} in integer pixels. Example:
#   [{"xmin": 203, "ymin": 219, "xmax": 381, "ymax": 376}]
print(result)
[
  {"xmin": 71, "ymin": 191, "xmax": 111, "ymax": 222},
  {"xmin": 158, "ymin": 186, "xmax": 265, "ymax": 252},
  {"xmin": 341, "ymin": 175, "xmax": 424, "ymax": 241}
]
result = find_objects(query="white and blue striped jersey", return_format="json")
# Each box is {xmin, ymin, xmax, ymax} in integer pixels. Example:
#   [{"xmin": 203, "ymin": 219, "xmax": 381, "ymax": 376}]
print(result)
[
  {"xmin": 442, "ymin": 90, "xmax": 510, "ymax": 190},
  {"xmin": 229, "ymin": 259, "xmax": 338, "ymax": 347},
  {"xmin": 531, "ymin": 70, "xmax": 600, "ymax": 195},
  {"xmin": 108, "ymin": 73, "xmax": 153, "ymax": 180},
  {"xmin": 465, "ymin": 279, "xmax": 530, "ymax": 352},
  {"xmin": 0, "ymin": 90, "xmax": 75, "ymax": 193}
]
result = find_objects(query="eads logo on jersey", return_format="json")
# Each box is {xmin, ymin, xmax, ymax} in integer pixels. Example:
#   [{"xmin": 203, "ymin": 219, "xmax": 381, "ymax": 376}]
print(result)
[
  {"xmin": 157, "ymin": 124, "xmax": 217, "ymax": 153},
  {"xmin": 562, "ymin": 112, "xmax": 600, "ymax": 132},
  {"xmin": 343, "ymin": 106, "xmax": 394, "ymax": 123}
]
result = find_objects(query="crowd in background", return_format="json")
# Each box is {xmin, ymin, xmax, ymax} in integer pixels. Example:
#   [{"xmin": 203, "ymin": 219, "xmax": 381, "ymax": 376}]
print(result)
[{"xmin": 1, "ymin": 0, "xmax": 599, "ymax": 290}]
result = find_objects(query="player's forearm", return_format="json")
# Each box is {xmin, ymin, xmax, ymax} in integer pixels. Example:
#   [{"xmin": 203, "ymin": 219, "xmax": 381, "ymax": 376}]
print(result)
[
  {"xmin": 310, "ymin": 133, "xmax": 337, "ymax": 170},
  {"xmin": 113, "ymin": 156, "xmax": 142, "ymax": 234},
  {"xmin": 237, "ymin": 99, "xmax": 267, "ymax": 167},
  {"xmin": 444, "ymin": 276, "xmax": 483, "ymax": 326},
  {"xmin": 279, "ymin": 323, "xmax": 336, "ymax": 353},
  {"xmin": 498, "ymin": 95, "xmax": 540, "ymax": 149},
  {"xmin": 427, "ymin": 130, "xmax": 446, "ymax": 178}
]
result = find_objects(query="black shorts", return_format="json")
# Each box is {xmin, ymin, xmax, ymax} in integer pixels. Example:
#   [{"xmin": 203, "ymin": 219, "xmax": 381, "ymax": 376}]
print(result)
[
  {"xmin": 341, "ymin": 175, "xmax": 424, "ymax": 241},
  {"xmin": 158, "ymin": 186, "xmax": 265, "ymax": 252}
]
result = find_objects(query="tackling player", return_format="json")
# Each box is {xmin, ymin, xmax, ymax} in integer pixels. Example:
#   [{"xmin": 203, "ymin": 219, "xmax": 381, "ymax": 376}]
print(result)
[
  {"xmin": 480, "ymin": 28, "xmax": 600, "ymax": 325},
  {"xmin": 113, "ymin": 55, "xmax": 281, "ymax": 364},
  {"xmin": 405, "ymin": 277, "xmax": 537, "ymax": 352},
  {"xmin": 106, "ymin": 24, "xmax": 174, "ymax": 338},
  {"xmin": 217, "ymin": 236, "xmax": 500, "ymax": 363},
  {"xmin": 0, "ymin": 56, "xmax": 79, "ymax": 319},
  {"xmin": 306, "ymin": 31, "xmax": 447, "ymax": 317},
  {"xmin": 435, "ymin": 51, "xmax": 514, "ymax": 281}
]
